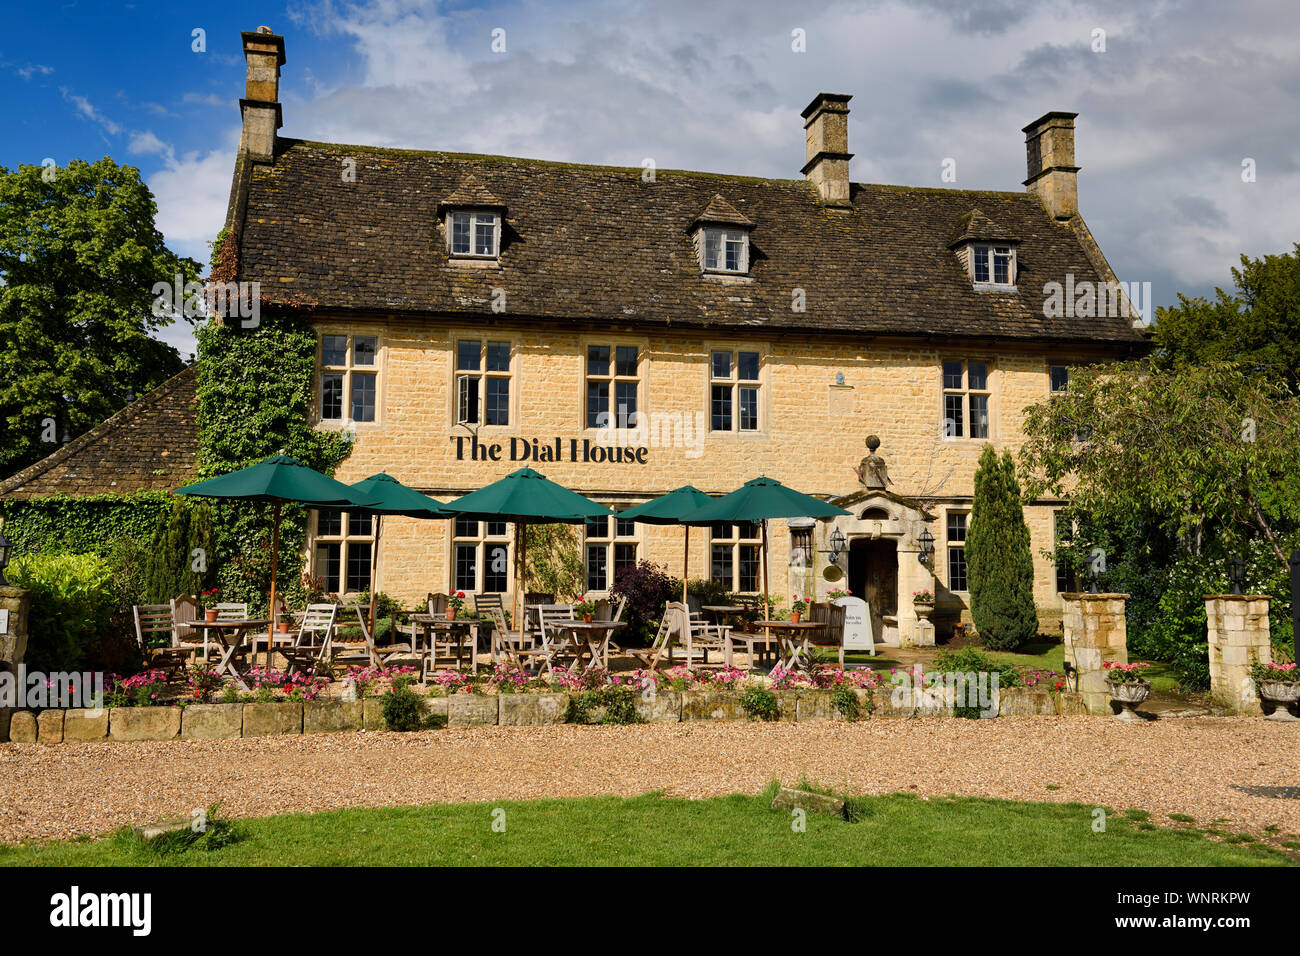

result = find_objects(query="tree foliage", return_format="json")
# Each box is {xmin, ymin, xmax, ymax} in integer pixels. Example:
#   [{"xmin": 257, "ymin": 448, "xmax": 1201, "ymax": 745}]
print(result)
[
  {"xmin": 965, "ymin": 446, "xmax": 1038, "ymax": 651},
  {"xmin": 523, "ymin": 523, "xmax": 585, "ymax": 600},
  {"xmin": 0, "ymin": 158, "xmax": 199, "ymax": 478},
  {"xmin": 1152, "ymin": 244, "xmax": 1300, "ymax": 391},
  {"xmin": 143, "ymin": 497, "xmax": 215, "ymax": 604}
]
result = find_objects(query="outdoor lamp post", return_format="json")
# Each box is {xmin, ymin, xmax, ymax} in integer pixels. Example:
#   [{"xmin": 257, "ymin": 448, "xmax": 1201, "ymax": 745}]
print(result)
[
  {"xmin": 1229, "ymin": 554, "xmax": 1245, "ymax": 595},
  {"xmin": 0, "ymin": 530, "xmax": 11, "ymax": 586},
  {"xmin": 918, "ymin": 527, "xmax": 935, "ymax": 566}
]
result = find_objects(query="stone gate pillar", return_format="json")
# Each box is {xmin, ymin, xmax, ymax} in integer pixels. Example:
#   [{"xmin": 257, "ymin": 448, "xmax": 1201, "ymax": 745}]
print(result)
[
  {"xmin": 0, "ymin": 585, "xmax": 31, "ymax": 743},
  {"xmin": 1061, "ymin": 593, "xmax": 1129, "ymax": 715},
  {"xmin": 1205, "ymin": 594, "xmax": 1271, "ymax": 715}
]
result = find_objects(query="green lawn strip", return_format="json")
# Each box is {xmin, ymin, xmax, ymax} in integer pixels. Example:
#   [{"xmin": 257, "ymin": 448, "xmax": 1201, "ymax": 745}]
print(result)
[{"xmin": 0, "ymin": 792, "xmax": 1288, "ymax": 867}]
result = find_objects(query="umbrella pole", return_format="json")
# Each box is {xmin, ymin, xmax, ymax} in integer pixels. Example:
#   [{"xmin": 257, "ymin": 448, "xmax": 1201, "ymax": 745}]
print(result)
[
  {"xmin": 514, "ymin": 521, "xmax": 525, "ymax": 636},
  {"xmin": 369, "ymin": 514, "xmax": 382, "ymax": 637},
  {"xmin": 268, "ymin": 500, "xmax": 281, "ymax": 669},
  {"xmin": 682, "ymin": 525, "xmax": 690, "ymax": 604},
  {"xmin": 762, "ymin": 519, "xmax": 770, "ymax": 622}
]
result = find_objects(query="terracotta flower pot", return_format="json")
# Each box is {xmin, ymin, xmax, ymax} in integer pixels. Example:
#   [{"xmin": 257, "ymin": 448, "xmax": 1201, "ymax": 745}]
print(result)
[
  {"xmin": 204, "ymin": 609, "xmax": 219, "ymax": 622},
  {"xmin": 446, "ymin": 608, "xmax": 456, "ymax": 621},
  {"xmin": 583, "ymin": 613, "xmax": 593, "ymax": 624},
  {"xmin": 790, "ymin": 611, "xmax": 802, "ymax": 624},
  {"xmin": 277, "ymin": 621, "xmax": 291, "ymax": 634}
]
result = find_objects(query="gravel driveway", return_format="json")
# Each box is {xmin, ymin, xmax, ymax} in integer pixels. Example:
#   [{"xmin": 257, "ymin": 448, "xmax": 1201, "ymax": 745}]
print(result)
[{"xmin": 2, "ymin": 716, "xmax": 1298, "ymax": 843}]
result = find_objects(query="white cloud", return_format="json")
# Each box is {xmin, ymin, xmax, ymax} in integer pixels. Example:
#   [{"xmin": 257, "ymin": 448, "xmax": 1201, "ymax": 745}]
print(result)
[{"xmin": 59, "ymin": 88, "xmax": 121, "ymax": 136}]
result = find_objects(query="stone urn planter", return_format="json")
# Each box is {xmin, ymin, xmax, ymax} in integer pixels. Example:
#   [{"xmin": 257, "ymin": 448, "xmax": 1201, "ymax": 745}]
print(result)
[
  {"xmin": 1257, "ymin": 680, "xmax": 1300, "ymax": 722},
  {"xmin": 913, "ymin": 601, "xmax": 934, "ymax": 622},
  {"xmin": 1106, "ymin": 679, "xmax": 1150, "ymax": 721}
]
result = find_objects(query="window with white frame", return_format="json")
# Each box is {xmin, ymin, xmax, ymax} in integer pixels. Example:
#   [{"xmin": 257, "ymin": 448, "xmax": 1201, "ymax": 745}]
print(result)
[
  {"xmin": 710, "ymin": 349, "xmax": 761, "ymax": 432},
  {"xmin": 710, "ymin": 521, "xmax": 762, "ymax": 593},
  {"xmin": 700, "ymin": 227, "xmax": 749, "ymax": 274},
  {"xmin": 456, "ymin": 339, "xmax": 512, "ymax": 426},
  {"xmin": 452, "ymin": 516, "xmax": 511, "ymax": 594},
  {"xmin": 313, "ymin": 509, "xmax": 374, "ymax": 595},
  {"xmin": 447, "ymin": 210, "xmax": 501, "ymax": 258},
  {"xmin": 942, "ymin": 360, "xmax": 990, "ymax": 439},
  {"xmin": 946, "ymin": 511, "xmax": 969, "ymax": 592},
  {"xmin": 320, "ymin": 333, "xmax": 378, "ymax": 423},
  {"xmin": 584, "ymin": 515, "xmax": 639, "ymax": 592},
  {"xmin": 971, "ymin": 243, "xmax": 1015, "ymax": 286},
  {"xmin": 586, "ymin": 344, "xmax": 639, "ymax": 429}
]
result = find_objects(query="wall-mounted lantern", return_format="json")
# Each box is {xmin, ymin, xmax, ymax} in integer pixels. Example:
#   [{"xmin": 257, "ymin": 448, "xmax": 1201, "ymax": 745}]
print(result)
[{"xmin": 918, "ymin": 527, "xmax": 935, "ymax": 566}]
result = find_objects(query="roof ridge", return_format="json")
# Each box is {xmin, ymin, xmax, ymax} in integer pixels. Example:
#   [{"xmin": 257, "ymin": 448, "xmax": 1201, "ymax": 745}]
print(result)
[{"xmin": 0, "ymin": 364, "xmax": 200, "ymax": 498}]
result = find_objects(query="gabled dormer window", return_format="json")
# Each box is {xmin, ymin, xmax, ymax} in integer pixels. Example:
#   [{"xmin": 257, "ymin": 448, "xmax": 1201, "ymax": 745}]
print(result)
[
  {"xmin": 692, "ymin": 194, "xmax": 755, "ymax": 277},
  {"xmin": 703, "ymin": 228, "xmax": 749, "ymax": 274},
  {"xmin": 447, "ymin": 210, "xmax": 500, "ymax": 258},
  {"xmin": 972, "ymin": 243, "xmax": 1015, "ymax": 287}
]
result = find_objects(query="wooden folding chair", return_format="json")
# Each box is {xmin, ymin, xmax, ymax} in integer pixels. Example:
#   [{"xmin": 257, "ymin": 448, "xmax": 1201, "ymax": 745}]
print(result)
[
  {"xmin": 516, "ymin": 604, "xmax": 576, "ymax": 674},
  {"xmin": 673, "ymin": 601, "xmax": 733, "ymax": 669},
  {"xmin": 133, "ymin": 604, "xmax": 200, "ymax": 677},
  {"xmin": 808, "ymin": 601, "xmax": 846, "ymax": 666},
  {"xmin": 487, "ymin": 606, "xmax": 531, "ymax": 665},
  {"xmin": 332, "ymin": 606, "xmax": 420, "ymax": 670},
  {"xmin": 628, "ymin": 613, "xmax": 680, "ymax": 671},
  {"xmin": 279, "ymin": 603, "xmax": 339, "ymax": 676}
]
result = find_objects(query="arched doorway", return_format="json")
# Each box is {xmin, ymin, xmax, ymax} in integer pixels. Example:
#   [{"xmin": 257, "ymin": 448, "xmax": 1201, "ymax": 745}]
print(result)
[{"xmin": 849, "ymin": 537, "xmax": 897, "ymax": 645}]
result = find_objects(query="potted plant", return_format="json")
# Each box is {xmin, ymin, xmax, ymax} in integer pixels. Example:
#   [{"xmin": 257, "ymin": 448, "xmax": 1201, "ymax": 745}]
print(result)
[
  {"xmin": 912, "ymin": 589, "xmax": 935, "ymax": 621},
  {"xmin": 789, "ymin": 595, "xmax": 808, "ymax": 623},
  {"xmin": 201, "ymin": 587, "xmax": 220, "ymax": 622},
  {"xmin": 573, "ymin": 596, "xmax": 597, "ymax": 624},
  {"xmin": 447, "ymin": 591, "xmax": 466, "ymax": 621},
  {"xmin": 1250, "ymin": 660, "xmax": 1299, "ymax": 721},
  {"xmin": 1102, "ymin": 661, "xmax": 1151, "ymax": 720}
]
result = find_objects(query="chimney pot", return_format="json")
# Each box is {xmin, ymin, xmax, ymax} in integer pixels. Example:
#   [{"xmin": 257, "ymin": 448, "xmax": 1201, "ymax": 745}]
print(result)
[
  {"xmin": 1023, "ymin": 111, "xmax": 1079, "ymax": 220},
  {"xmin": 239, "ymin": 29, "xmax": 286, "ymax": 163},
  {"xmin": 801, "ymin": 93, "xmax": 853, "ymax": 207}
]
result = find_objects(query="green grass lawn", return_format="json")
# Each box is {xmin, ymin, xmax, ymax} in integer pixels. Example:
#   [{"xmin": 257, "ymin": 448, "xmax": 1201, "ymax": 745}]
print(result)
[{"xmin": 0, "ymin": 789, "xmax": 1289, "ymax": 867}]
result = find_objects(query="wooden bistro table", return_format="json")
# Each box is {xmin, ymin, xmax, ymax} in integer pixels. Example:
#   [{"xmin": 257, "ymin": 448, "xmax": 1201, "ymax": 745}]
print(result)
[
  {"xmin": 754, "ymin": 620, "xmax": 823, "ymax": 673},
  {"xmin": 410, "ymin": 614, "xmax": 478, "ymax": 678},
  {"xmin": 189, "ymin": 619, "xmax": 272, "ymax": 692},
  {"xmin": 556, "ymin": 620, "xmax": 626, "ymax": 671}
]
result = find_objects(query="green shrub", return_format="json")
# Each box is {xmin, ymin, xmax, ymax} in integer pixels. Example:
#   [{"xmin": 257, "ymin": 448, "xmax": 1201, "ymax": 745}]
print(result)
[
  {"xmin": 566, "ymin": 687, "xmax": 643, "ymax": 725},
  {"xmin": 831, "ymin": 685, "xmax": 860, "ymax": 721},
  {"xmin": 380, "ymin": 683, "xmax": 425, "ymax": 731},
  {"xmin": 739, "ymin": 685, "xmax": 780, "ymax": 721},
  {"xmin": 932, "ymin": 646, "xmax": 1022, "ymax": 689},
  {"xmin": 8, "ymin": 552, "xmax": 117, "ymax": 672}
]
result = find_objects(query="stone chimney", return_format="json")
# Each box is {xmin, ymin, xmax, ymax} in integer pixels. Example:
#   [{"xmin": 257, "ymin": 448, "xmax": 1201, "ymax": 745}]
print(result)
[
  {"xmin": 1023, "ymin": 111, "xmax": 1079, "ymax": 220},
  {"xmin": 239, "ymin": 26, "xmax": 285, "ymax": 163},
  {"xmin": 801, "ymin": 93, "xmax": 853, "ymax": 207}
]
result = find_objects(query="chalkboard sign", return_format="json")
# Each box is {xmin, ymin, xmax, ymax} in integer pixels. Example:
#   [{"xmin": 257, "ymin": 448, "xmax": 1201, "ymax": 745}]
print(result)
[{"xmin": 835, "ymin": 596, "xmax": 873, "ymax": 653}]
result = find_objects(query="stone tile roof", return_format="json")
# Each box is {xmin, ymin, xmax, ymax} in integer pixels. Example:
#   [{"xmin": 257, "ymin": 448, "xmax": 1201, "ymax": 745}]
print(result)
[
  {"xmin": 694, "ymin": 193, "xmax": 754, "ymax": 227},
  {"xmin": 0, "ymin": 365, "xmax": 199, "ymax": 500},
  {"xmin": 947, "ymin": 209, "xmax": 1017, "ymax": 248},
  {"xmin": 236, "ymin": 140, "xmax": 1147, "ymax": 348}
]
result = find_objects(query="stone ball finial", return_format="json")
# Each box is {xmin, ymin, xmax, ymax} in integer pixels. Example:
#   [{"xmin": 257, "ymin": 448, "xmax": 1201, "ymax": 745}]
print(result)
[{"xmin": 865, "ymin": 435, "xmax": 881, "ymax": 452}]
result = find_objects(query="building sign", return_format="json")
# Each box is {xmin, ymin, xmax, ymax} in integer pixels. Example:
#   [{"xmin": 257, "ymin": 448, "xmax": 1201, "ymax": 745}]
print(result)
[
  {"xmin": 835, "ymin": 596, "xmax": 873, "ymax": 652},
  {"xmin": 451, "ymin": 435, "xmax": 649, "ymax": 465},
  {"xmin": 0, "ymin": 609, "xmax": 8, "ymax": 635}
]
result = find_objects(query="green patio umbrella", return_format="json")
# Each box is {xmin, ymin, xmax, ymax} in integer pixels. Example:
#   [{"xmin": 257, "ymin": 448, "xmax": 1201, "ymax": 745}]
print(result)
[
  {"xmin": 348, "ymin": 472, "xmax": 448, "ymax": 633},
  {"xmin": 441, "ymin": 467, "xmax": 613, "ymax": 632},
  {"xmin": 681, "ymin": 476, "xmax": 850, "ymax": 620},
  {"xmin": 618, "ymin": 485, "xmax": 715, "ymax": 603},
  {"xmin": 175, "ymin": 454, "xmax": 378, "ymax": 663}
]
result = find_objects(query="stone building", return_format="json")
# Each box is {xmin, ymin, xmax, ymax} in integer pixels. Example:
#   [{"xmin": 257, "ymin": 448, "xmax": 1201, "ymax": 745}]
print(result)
[{"xmin": 6, "ymin": 27, "xmax": 1151, "ymax": 646}]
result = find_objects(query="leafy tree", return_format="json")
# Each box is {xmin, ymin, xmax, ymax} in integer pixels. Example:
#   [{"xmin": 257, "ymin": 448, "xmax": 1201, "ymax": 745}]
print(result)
[
  {"xmin": 965, "ymin": 445, "xmax": 1038, "ymax": 651},
  {"xmin": 1021, "ymin": 360, "xmax": 1300, "ymax": 682},
  {"xmin": 1152, "ymin": 244, "xmax": 1300, "ymax": 390},
  {"xmin": 0, "ymin": 158, "xmax": 199, "ymax": 478}
]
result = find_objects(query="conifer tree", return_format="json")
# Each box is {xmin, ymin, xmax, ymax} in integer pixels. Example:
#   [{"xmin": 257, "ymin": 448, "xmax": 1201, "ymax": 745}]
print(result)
[{"xmin": 966, "ymin": 446, "xmax": 1038, "ymax": 650}]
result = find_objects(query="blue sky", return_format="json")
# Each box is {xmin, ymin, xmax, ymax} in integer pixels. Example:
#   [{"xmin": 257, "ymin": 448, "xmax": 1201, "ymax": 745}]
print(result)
[{"xmin": 3, "ymin": 0, "xmax": 1298, "ymax": 358}]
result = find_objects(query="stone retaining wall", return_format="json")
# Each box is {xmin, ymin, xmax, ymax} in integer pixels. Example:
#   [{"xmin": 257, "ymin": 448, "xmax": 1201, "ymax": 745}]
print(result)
[{"xmin": 0, "ymin": 687, "xmax": 1089, "ymax": 744}]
